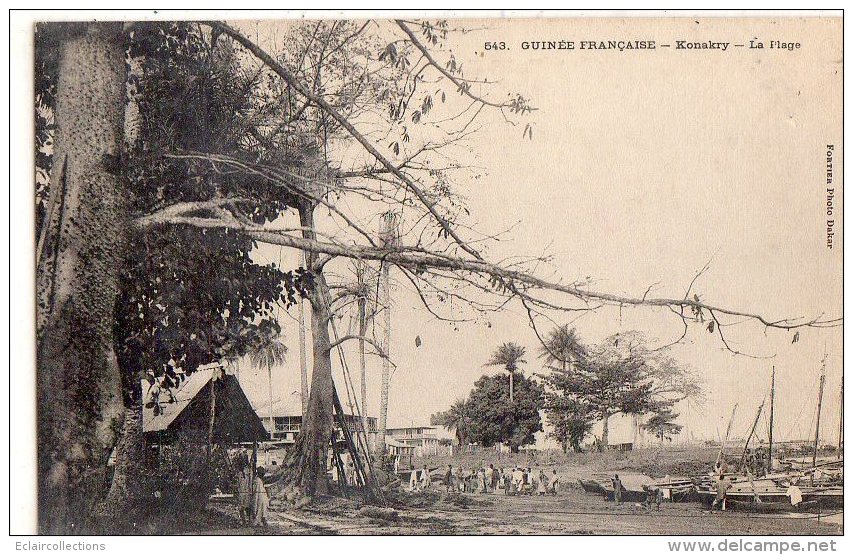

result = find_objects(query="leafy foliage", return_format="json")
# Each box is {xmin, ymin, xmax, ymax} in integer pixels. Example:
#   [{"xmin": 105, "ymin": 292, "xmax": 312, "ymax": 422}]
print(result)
[
  {"xmin": 485, "ymin": 342, "xmax": 527, "ymax": 371},
  {"xmin": 138, "ymin": 432, "xmax": 235, "ymax": 516},
  {"xmin": 545, "ymin": 397, "xmax": 594, "ymax": 453},
  {"xmin": 34, "ymin": 23, "xmax": 313, "ymax": 407},
  {"xmin": 537, "ymin": 324, "xmax": 586, "ymax": 369},
  {"xmin": 642, "ymin": 408, "xmax": 684, "ymax": 443},
  {"xmin": 248, "ymin": 330, "xmax": 288, "ymax": 374},
  {"xmin": 110, "ymin": 23, "xmax": 313, "ymax": 403},
  {"xmin": 463, "ymin": 373, "xmax": 544, "ymax": 452},
  {"xmin": 430, "ymin": 398, "xmax": 472, "ymax": 445},
  {"xmin": 541, "ymin": 329, "xmax": 701, "ymax": 449}
]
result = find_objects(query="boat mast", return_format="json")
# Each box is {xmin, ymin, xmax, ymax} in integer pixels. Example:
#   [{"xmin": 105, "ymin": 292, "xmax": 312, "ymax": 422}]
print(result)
[
  {"xmin": 767, "ymin": 366, "xmax": 775, "ymax": 473},
  {"xmin": 838, "ymin": 374, "xmax": 844, "ymax": 459},
  {"xmin": 717, "ymin": 403, "xmax": 738, "ymax": 468},
  {"xmin": 812, "ymin": 355, "xmax": 827, "ymax": 473},
  {"xmin": 740, "ymin": 399, "xmax": 765, "ymax": 468}
]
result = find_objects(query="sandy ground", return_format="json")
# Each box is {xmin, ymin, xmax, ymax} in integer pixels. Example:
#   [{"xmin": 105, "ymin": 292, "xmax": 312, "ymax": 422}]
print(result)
[
  {"xmin": 204, "ymin": 487, "xmax": 842, "ymax": 535},
  {"xmin": 200, "ymin": 448, "xmax": 843, "ymax": 535}
]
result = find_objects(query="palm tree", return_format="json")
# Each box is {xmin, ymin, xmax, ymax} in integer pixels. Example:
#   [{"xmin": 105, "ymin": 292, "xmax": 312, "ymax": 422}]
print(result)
[
  {"xmin": 486, "ymin": 342, "xmax": 527, "ymax": 403},
  {"xmin": 433, "ymin": 399, "xmax": 471, "ymax": 449},
  {"xmin": 538, "ymin": 324, "xmax": 586, "ymax": 374},
  {"xmin": 249, "ymin": 332, "xmax": 288, "ymax": 436}
]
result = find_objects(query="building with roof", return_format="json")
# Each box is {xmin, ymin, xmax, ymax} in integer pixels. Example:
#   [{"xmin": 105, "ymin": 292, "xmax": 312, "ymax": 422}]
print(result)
[
  {"xmin": 386, "ymin": 425, "xmax": 449, "ymax": 456},
  {"xmin": 142, "ymin": 362, "xmax": 268, "ymax": 446},
  {"xmin": 254, "ymin": 397, "xmax": 379, "ymax": 451}
]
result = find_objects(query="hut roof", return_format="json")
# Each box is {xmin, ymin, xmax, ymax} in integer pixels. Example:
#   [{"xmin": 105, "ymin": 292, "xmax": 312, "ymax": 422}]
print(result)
[{"xmin": 143, "ymin": 362, "xmax": 268, "ymax": 443}]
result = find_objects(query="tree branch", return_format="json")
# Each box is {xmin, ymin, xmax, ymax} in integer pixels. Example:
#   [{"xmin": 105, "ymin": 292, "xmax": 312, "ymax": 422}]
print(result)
[
  {"xmin": 206, "ymin": 21, "xmax": 484, "ymax": 260},
  {"xmin": 135, "ymin": 212, "xmax": 840, "ymax": 334}
]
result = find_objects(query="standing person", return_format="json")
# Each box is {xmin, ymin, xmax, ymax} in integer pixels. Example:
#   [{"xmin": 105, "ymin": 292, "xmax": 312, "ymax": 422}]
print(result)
[
  {"xmin": 785, "ymin": 482, "xmax": 803, "ymax": 508},
  {"xmin": 484, "ymin": 464, "xmax": 494, "ymax": 493},
  {"xmin": 504, "ymin": 469, "xmax": 513, "ymax": 495},
  {"xmin": 421, "ymin": 466, "xmax": 431, "ymax": 490},
  {"xmin": 537, "ymin": 470, "xmax": 547, "ymax": 496},
  {"xmin": 513, "ymin": 467, "xmax": 524, "ymax": 493},
  {"xmin": 459, "ymin": 467, "xmax": 468, "ymax": 493},
  {"xmin": 235, "ymin": 452, "xmax": 252, "ymax": 525},
  {"xmin": 548, "ymin": 469, "xmax": 559, "ymax": 495},
  {"xmin": 612, "ymin": 474, "xmax": 623, "ymax": 505},
  {"xmin": 251, "ymin": 467, "xmax": 269, "ymax": 527},
  {"xmin": 445, "ymin": 465, "xmax": 454, "ymax": 493},
  {"xmin": 711, "ymin": 475, "xmax": 732, "ymax": 511},
  {"xmin": 527, "ymin": 467, "xmax": 534, "ymax": 495},
  {"xmin": 341, "ymin": 454, "xmax": 353, "ymax": 487},
  {"xmin": 477, "ymin": 467, "xmax": 486, "ymax": 494},
  {"xmin": 409, "ymin": 468, "xmax": 420, "ymax": 492},
  {"xmin": 655, "ymin": 487, "xmax": 664, "ymax": 510},
  {"xmin": 643, "ymin": 486, "xmax": 656, "ymax": 510}
]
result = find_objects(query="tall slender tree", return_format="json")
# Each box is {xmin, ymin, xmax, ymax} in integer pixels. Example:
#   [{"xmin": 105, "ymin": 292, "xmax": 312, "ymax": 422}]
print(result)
[
  {"xmin": 431, "ymin": 399, "xmax": 472, "ymax": 448},
  {"xmin": 538, "ymin": 325, "xmax": 588, "ymax": 452},
  {"xmin": 249, "ymin": 329, "xmax": 289, "ymax": 434},
  {"xmin": 538, "ymin": 325, "xmax": 586, "ymax": 374},
  {"xmin": 486, "ymin": 342, "xmax": 527, "ymax": 403}
]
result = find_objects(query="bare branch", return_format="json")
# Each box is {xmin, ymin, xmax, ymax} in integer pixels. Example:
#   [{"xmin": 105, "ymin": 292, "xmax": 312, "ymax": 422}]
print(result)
[
  {"xmin": 136, "ymin": 212, "xmax": 840, "ymax": 334},
  {"xmin": 206, "ymin": 21, "xmax": 485, "ymax": 260}
]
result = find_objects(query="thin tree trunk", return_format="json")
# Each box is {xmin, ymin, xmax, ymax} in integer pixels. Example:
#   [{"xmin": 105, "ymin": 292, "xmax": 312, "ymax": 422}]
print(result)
[
  {"xmin": 600, "ymin": 414, "xmax": 611, "ymax": 452},
  {"xmin": 298, "ymin": 252, "xmax": 309, "ymax": 418},
  {"xmin": 377, "ymin": 260, "xmax": 391, "ymax": 457},
  {"xmin": 358, "ymin": 288, "xmax": 368, "ymax": 450},
  {"xmin": 509, "ymin": 370, "xmax": 514, "ymax": 403},
  {"xmin": 209, "ymin": 374, "xmax": 217, "ymax": 453},
  {"xmin": 376, "ymin": 212, "xmax": 397, "ymax": 459},
  {"xmin": 36, "ymin": 22, "xmax": 128, "ymax": 533},
  {"xmin": 267, "ymin": 361, "xmax": 274, "ymax": 441}
]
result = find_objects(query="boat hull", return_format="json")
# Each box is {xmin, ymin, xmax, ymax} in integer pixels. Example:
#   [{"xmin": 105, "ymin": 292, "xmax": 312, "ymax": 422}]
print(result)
[{"xmin": 578, "ymin": 479, "xmax": 607, "ymax": 496}]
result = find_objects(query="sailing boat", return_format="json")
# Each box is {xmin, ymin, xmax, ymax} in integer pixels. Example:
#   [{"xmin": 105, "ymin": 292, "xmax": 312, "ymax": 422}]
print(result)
[
  {"xmin": 696, "ymin": 362, "xmax": 843, "ymax": 511},
  {"xmin": 798, "ymin": 358, "xmax": 843, "ymax": 508}
]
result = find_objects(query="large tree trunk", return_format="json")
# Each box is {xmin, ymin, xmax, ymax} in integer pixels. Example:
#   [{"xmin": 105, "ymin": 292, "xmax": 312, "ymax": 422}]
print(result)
[
  {"xmin": 36, "ymin": 22, "xmax": 128, "ymax": 533},
  {"xmin": 283, "ymin": 274, "xmax": 335, "ymax": 495},
  {"xmin": 98, "ymin": 367, "xmax": 144, "ymax": 529},
  {"xmin": 282, "ymin": 201, "xmax": 335, "ymax": 496}
]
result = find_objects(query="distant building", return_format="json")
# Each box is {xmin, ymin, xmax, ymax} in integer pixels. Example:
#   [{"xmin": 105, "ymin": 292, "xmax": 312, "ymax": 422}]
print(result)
[
  {"xmin": 255, "ymin": 398, "xmax": 379, "ymax": 450},
  {"xmin": 386, "ymin": 425, "xmax": 449, "ymax": 456}
]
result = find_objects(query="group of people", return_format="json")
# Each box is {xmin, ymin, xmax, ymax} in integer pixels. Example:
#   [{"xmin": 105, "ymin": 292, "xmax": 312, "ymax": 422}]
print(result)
[
  {"xmin": 430, "ymin": 464, "xmax": 559, "ymax": 496},
  {"xmin": 609, "ymin": 474, "xmax": 665, "ymax": 510},
  {"xmin": 713, "ymin": 448, "xmax": 769, "ymax": 478},
  {"xmin": 233, "ymin": 451, "xmax": 270, "ymax": 527},
  {"xmin": 330, "ymin": 452, "xmax": 364, "ymax": 488}
]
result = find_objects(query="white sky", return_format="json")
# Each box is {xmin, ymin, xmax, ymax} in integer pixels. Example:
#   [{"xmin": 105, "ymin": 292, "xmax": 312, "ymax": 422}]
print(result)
[{"xmin": 233, "ymin": 16, "xmax": 842, "ymax": 444}]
